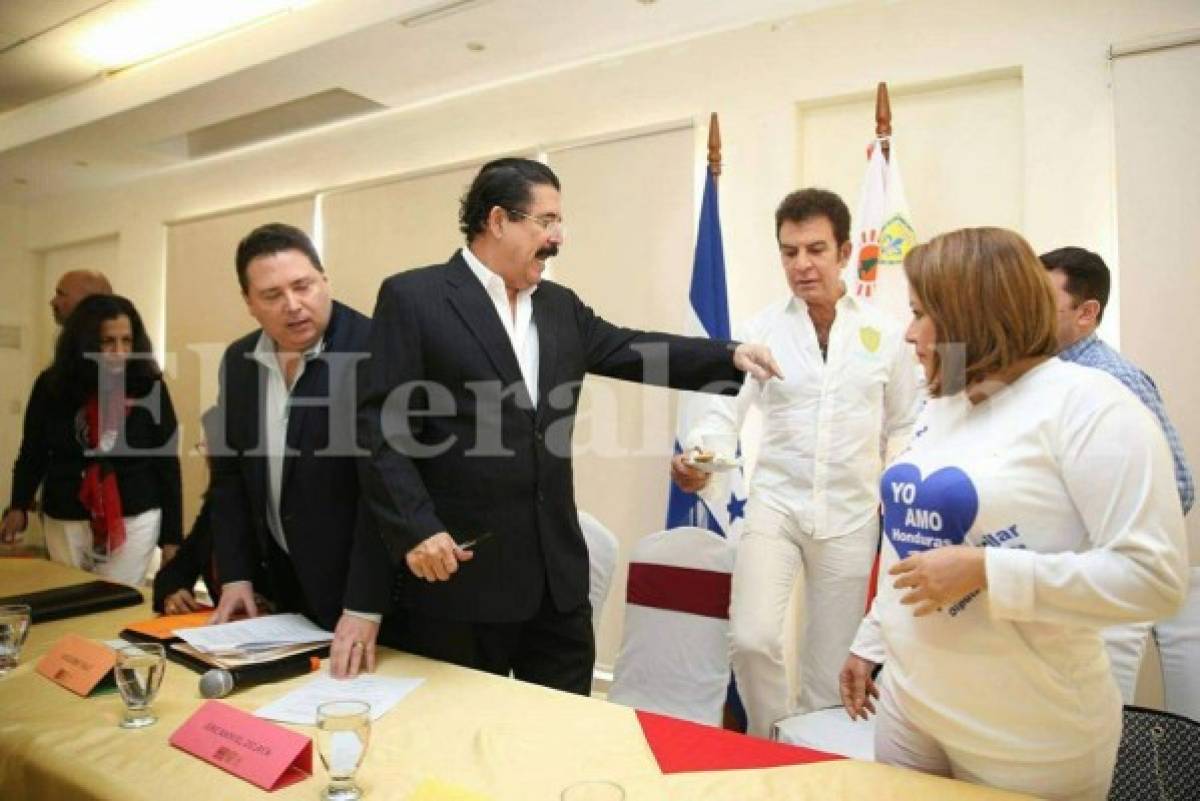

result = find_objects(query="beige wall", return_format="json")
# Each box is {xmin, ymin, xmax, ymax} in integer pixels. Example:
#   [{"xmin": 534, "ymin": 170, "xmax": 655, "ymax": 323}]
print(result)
[
  {"xmin": 0, "ymin": 203, "xmax": 36, "ymax": 510},
  {"xmin": 2, "ymin": 0, "xmax": 1199, "ymax": 674},
  {"xmin": 320, "ymin": 163, "xmax": 485, "ymax": 315},
  {"xmin": 13, "ymin": 0, "xmax": 1200, "ymax": 349},
  {"xmin": 1112, "ymin": 41, "xmax": 1200, "ymax": 563},
  {"xmin": 548, "ymin": 126, "xmax": 696, "ymax": 672}
]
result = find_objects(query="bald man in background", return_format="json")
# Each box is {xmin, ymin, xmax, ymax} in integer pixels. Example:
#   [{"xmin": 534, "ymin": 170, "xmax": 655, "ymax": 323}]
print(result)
[
  {"xmin": 49, "ymin": 270, "xmax": 112, "ymax": 324},
  {"xmin": 1, "ymin": 270, "xmax": 114, "ymax": 544}
]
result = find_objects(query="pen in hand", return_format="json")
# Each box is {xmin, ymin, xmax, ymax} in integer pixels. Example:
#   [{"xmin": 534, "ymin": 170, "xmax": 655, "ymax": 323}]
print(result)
[{"xmin": 458, "ymin": 531, "xmax": 495, "ymax": 551}]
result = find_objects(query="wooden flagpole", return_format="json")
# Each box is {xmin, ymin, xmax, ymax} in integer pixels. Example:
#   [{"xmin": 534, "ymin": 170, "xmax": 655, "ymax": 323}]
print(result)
[
  {"xmin": 707, "ymin": 112, "xmax": 722, "ymax": 182},
  {"xmin": 875, "ymin": 82, "xmax": 892, "ymax": 162}
]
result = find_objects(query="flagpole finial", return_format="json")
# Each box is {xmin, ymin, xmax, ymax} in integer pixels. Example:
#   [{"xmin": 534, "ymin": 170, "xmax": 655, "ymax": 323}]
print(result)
[
  {"xmin": 707, "ymin": 112, "xmax": 722, "ymax": 180},
  {"xmin": 875, "ymin": 82, "xmax": 892, "ymax": 162}
]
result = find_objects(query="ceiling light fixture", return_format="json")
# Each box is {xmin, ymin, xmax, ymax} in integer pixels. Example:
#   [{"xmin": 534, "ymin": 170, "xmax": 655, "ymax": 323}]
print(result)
[
  {"xmin": 75, "ymin": 0, "xmax": 312, "ymax": 71},
  {"xmin": 399, "ymin": 0, "xmax": 493, "ymax": 28}
]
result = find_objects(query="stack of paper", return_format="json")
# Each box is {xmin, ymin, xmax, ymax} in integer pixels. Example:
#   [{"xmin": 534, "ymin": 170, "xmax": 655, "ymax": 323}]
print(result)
[{"xmin": 173, "ymin": 613, "xmax": 333, "ymax": 661}]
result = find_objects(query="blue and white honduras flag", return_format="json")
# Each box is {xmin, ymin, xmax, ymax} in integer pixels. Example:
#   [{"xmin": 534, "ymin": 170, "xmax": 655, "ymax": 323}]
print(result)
[{"xmin": 664, "ymin": 167, "xmax": 747, "ymax": 541}]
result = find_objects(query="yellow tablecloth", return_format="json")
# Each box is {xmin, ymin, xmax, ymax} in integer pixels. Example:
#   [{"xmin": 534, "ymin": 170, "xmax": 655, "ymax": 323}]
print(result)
[{"xmin": 0, "ymin": 559, "xmax": 1033, "ymax": 800}]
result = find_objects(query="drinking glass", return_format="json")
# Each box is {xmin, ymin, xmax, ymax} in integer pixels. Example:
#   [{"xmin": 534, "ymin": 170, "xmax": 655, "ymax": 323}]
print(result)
[
  {"xmin": 560, "ymin": 780, "xmax": 626, "ymax": 801},
  {"xmin": 115, "ymin": 642, "xmax": 166, "ymax": 728},
  {"xmin": 0, "ymin": 604, "xmax": 31, "ymax": 677},
  {"xmin": 316, "ymin": 700, "xmax": 371, "ymax": 801}
]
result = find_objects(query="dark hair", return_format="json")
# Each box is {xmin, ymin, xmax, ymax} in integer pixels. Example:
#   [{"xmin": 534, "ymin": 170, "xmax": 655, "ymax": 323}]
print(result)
[
  {"xmin": 235, "ymin": 223, "xmax": 323, "ymax": 292},
  {"xmin": 775, "ymin": 188, "xmax": 852, "ymax": 245},
  {"xmin": 458, "ymin": 158, "xmax": 561, "ymax": 242},
  {"xmin": 1039, "ymin": 246, "xmax": 1111, "ymax": 322},
  {"xmin": 48, "ymin": 294, "xmax": 161, "ymax": 405}
]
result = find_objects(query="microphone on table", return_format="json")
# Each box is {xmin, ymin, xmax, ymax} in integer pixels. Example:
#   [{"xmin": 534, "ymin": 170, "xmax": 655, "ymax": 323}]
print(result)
[{"xmin": 199, "ymin": 654, "xmax": 322, "ymax": 699}]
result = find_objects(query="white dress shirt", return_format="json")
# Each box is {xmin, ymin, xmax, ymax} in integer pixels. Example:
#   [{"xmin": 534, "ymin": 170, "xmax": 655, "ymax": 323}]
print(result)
[
  {"xmin": 250, "ymin": 330, "xmax": 324, "ymax": 556},
  {"xmin": 688, "ymin": 291, "xmax": 919, "ymax": 539},
  {"xmin": 462, "ymin": 246, "xmax": 540, "ymax": 404}
]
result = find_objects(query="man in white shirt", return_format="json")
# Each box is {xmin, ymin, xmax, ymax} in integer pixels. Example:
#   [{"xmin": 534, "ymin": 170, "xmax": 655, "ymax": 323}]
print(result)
[{"xmin": 672, "ymin": 189, "xmax": 919, "ymax": 736}]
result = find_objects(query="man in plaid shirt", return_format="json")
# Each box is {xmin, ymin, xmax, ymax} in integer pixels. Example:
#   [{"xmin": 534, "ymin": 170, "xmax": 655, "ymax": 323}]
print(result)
[{"xmin": 1043, "ymin": 246, "xmax": 1196, "ymax": 719}]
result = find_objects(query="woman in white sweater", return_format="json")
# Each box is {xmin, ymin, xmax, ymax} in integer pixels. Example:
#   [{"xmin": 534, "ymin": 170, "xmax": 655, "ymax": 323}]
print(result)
[{"xmin": 839, "ymin": 227, "xmax": 1187, "ymax": 801}]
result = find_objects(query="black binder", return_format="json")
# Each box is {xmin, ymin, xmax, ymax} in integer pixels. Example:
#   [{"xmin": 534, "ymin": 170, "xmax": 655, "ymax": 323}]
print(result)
[
  {"xmin": 0, "ymin": 580, "xmax": 144, "ymax": 623},
  {"xmin": 156, "ymin": 641, "xmax": 330, "ymax": 675},
  {"xmin": 118, "ymin": 623, "xmax": 330, "ymax": 674}
]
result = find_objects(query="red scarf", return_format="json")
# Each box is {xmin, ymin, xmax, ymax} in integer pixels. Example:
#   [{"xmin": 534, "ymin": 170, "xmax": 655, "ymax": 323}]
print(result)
[{"xmin": 78, "ymin": 387, "xmax": 127, "ymax": 553}]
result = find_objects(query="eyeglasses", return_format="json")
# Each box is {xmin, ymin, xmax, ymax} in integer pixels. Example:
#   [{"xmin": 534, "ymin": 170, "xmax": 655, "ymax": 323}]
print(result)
[{"xmin": 506, "ymin": 208, "xmax": 564, "ymax": 237}]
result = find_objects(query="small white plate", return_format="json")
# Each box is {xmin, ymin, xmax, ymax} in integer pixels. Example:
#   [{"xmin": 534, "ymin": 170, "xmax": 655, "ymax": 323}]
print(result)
[{"xmin": 684, "ymin": 455, "xmax": 742, "ymax": 473}]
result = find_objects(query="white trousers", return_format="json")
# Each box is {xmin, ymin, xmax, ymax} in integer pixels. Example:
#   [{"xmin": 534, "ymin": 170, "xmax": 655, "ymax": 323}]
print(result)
[
  {"xmin": 1103, "ymin": 565, "xmax": 1200, "ymax": 720},
  {"xmin": 729, "ymin": 500, "xmax": 877, "ymax": 737},
  {"xmin": 43, "ymin": 509, "xmax": 161, "ymax": 586},
  {"xmin": 874, "ymin": 671, "xmax": 1119, "ymax": 801}
]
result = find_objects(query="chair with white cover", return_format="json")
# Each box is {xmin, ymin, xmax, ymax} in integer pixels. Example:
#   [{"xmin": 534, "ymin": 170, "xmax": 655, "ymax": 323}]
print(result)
[
  {"xmin": 607, "ymin": 526, "xmax": 735, "ymax": 726},
  {"xmin": 577, "ymin": 511, "xmax": 619, "ymax": 633},
  {"xmin": 771, "ymin": 706, "xmax": 876, "ymax": 761}
]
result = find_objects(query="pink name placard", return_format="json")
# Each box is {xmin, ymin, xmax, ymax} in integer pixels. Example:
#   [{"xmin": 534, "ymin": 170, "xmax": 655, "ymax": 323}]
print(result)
[{"xmin": 170, "ymin": 700, "xmax": 311, "ymax": 790}]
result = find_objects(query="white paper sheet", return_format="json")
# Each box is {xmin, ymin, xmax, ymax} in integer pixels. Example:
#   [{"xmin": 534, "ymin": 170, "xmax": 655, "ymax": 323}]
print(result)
[
  {"xmin": 253, "ymin": 670, "xmax": 424, "ymax": 725},
  {"xmin": 172, "ymin": 613, "xmax": 333, "ymax": 654}
]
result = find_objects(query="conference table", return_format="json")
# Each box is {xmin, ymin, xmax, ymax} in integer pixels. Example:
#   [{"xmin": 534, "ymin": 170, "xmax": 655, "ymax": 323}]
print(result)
[{"xmin": 0, "ymin": 559, "xmax": 1033, "ymax": 801}]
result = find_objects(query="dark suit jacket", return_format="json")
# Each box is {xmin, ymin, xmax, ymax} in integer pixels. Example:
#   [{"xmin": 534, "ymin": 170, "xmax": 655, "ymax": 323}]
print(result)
[
  {"xmin": 358, "ymin": 251, "xmax": 744, "ymax": 624},
  {"xmin": 152, "ymin": 496, "xmax": 217, "ymax": 611},
  {"xmin": 209, "ymin": 301, "xmax": 393, "ymax": 629}
]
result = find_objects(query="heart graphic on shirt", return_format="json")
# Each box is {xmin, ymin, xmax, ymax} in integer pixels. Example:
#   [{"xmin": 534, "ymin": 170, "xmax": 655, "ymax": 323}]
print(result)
[
  {"xmin": 859, "ymin": 326, "xmax": 881, "ymax": 353},
  {"xmin": 881, "ymin": 463, "xmax": 979, "ymax": 560}
]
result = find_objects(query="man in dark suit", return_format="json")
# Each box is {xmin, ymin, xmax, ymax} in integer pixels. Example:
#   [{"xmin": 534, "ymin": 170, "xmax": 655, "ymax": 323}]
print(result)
[
  {"xmin": 358, "ymin": 158, "xmax": 782, "ymax": 694},
  {"xmin": 209, "ymin": 223, "xmax": 395, "ymax": 679}
]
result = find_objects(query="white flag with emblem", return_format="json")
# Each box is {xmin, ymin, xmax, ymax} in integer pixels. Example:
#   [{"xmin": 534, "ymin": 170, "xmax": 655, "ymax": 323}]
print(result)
[{"xmin": 847, "ymin": 139, "xmax": 917, "ymax": 324}]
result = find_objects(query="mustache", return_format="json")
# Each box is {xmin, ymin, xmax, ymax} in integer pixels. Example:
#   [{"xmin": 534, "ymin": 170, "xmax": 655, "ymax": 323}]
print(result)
[{"xmin": 536, "ymin": 245, "xmax": 559, "ymax": 260}]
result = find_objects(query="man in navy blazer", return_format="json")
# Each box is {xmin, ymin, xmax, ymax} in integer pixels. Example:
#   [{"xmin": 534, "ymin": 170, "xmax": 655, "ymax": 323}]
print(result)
[
  {"xmin": 208, "ymin": 223, "xmax": 395, "ymax": 679},
  {"xmin": 358, "ymin": 159, "xmax": 782, "ymax": 694}
]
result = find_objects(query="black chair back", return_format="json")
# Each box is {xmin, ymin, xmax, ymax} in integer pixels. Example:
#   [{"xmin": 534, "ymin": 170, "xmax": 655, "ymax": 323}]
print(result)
[{"xmin": 1109, "ymin": 705, "xmax": 1200, "ymax": 801}]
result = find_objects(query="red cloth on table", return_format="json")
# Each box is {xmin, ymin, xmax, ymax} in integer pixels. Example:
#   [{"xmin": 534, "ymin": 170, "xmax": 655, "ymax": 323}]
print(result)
[{"xmin": 635, "ymin": 710, "xmax": 844, "ymax": 774}]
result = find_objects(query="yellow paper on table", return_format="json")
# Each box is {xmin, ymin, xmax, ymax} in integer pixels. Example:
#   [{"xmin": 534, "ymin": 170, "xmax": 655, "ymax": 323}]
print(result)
[{"xmin": 409, "ymin": 778, "xmax": 492, "ymax": 801}]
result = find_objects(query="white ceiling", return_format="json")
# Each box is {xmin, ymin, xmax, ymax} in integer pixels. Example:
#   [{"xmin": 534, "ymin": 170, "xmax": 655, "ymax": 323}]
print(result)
[
  {"xmin": 0, "ymin": 0, "xmax": 857, "ymax": 202},
  {"xmin": 0, "ymin": 0, "xmax": 112, "ymax": 112}
]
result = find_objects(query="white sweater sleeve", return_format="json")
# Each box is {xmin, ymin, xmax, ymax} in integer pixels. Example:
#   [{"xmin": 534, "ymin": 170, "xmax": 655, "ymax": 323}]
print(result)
[
  {"xmin": 987, "ymin": 389, "xmax": 1188, "ymax": 627},
  {"xmin": 849, "ymin": 599, "xmax": 887, "ymax": 665}
]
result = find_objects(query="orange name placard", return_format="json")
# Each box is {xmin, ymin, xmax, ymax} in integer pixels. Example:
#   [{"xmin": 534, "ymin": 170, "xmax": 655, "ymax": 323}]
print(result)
[{"xmin": 36, "ymin": 633, "xmax": 117, "ymax": 696}]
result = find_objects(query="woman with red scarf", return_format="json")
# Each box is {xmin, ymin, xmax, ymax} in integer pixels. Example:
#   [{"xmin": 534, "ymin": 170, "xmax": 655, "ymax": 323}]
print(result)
[{"xmin": 6, "ymin": 294, "xmax": 181, "ymax": 585}]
